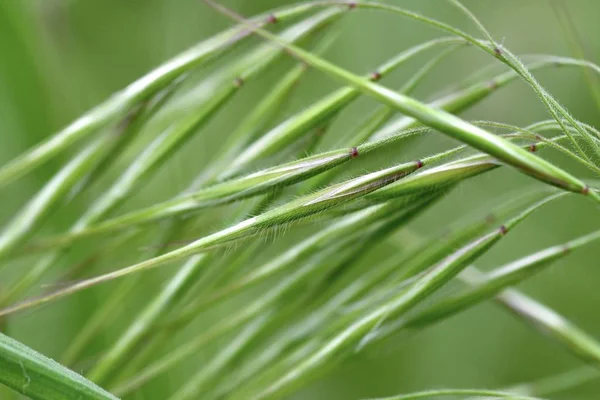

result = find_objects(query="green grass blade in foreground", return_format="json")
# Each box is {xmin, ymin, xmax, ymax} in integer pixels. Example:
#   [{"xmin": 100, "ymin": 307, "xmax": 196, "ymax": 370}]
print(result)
[
  {"xmin": 227, "ymin": 193, "xmax": 565, "ymax": 400},
  {"xmin": 0, "ymin": 333, "xmax": 118, "ymax": 400},
  {"xmin": 204, "ymin": 2, "xmax": 598, "ymax": 202},
  {"xmin": 3, "ymin": 9, "xmax": 340, "ymax": 306},
  {"xmin": 0, "ymin": 2, "xmax": 339, "ymax": 188}
]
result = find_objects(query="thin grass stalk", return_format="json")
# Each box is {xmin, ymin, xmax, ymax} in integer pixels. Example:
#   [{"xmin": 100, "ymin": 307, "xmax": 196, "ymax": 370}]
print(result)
[
  {"xmin": 224, "ymin": 194, "xmax": 565, "ymax": 399},
  {"xmin": 448, "ymin": 0, "xmax": 600, "ymax": 162},
  {"xmin": 370, "ymin": 56, "xmax": 600, "ymax": 141},
  {"xmin": 205, "ymin": 1, "xmax": 598, "ymax": 204},
  {"xmin": 377, "ymin": 229, "xmax": 600, "ymax": 334},
  {"xmin": 87, "ymin": 125, "xmax": 335, "ymax": 382},
  {"xmin": 112, "ymin": 235, "xmax": 361, "ymax": 396},
  {"xmin": 31, "ymin": 127, "xmax": 432, "ymax": 250},
  {"xmin": 0, "ymin": 2, "xmax": 344, "ymax": 188},
  {"xmin": 2, "ymin": 9, "xmax": 341, "ymax": 316},
  {"xmin": 111, "ymin": 199, "xmax": 428, "ymax": 395},
  {"xmin": 166, "ymin": 197, "xmax": 436, "ymax": 329},
  {"xmin": 221, "ymin": 37, "xmax": 466, "ymax": 180},
  {"xmin": 303, "ymin": 42, "xmax": 465, "ymax": 192}
]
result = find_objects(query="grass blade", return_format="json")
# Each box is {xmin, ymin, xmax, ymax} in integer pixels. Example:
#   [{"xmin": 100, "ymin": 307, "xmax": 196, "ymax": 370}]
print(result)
[
  {"xmin": 227, "ymin": 194, "xmax": 564, "ymax": 399},
  {"xmin": 0, "ymin": 333, "xmax": 118, "ymax": 400},
  {"xmin": 0, "ymin": 2, "xmax": 338, "ymax": 188},
  {"xmin": 204, "ymin": 1, "xmax": 598, "ymax": 203},
  {"xmin": 397, "ymin": 229, "xmax": 600, "ymax": 330}
]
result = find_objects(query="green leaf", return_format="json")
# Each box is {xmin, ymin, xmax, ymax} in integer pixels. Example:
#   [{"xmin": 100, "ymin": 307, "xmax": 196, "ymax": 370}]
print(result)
[{"xmin": 0, "ymin": 333, "xmax": 118, "ymax": 400}]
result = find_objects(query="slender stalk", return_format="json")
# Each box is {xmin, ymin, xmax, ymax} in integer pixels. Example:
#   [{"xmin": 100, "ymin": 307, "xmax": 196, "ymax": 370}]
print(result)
[
  {"xmin": 204, "ymin": 0, "xmax": 598, "ymax": 202},
  {"xmin": 0, "ymin": 2, "xmax": 341, "ymax": 188}
]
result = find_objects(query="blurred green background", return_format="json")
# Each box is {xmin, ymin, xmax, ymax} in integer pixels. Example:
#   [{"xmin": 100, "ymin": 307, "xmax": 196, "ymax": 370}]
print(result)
[{"xmin": 1, "ymin": 0, "xmax": 600, "ymax": 399}]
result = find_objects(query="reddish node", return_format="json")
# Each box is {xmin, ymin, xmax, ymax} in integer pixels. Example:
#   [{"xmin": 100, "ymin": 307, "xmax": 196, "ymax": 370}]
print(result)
[
  {"xmin": 370, "ymin": 71, "xmax": 382, "ymax": 81},
  {"xmin": 494, "ymin": 47, "xmax": 502, "ymax": 57},
  {"xmin": 487, "ymin": 80, "xmax": 498, "ymax": 90},
  {"xmin": 499, "ymin": 225, "xmax": 508, "ymax": 235},
  {"xmin": 267, "ymin": 14, "xmax": 277, "ymax": 24},
  {"xmin": 233, "ymin": 77, "xmax": 244, "ymax": 87},
  {"xmin": 348, "ymin": 1, "xmax": 357, "ymax": 9},
  {"xmin": 529, "ymin": 144, "xmax": 537, "ymax": 152},
  {"xmin": 416, "ymin": 160, "xmax": 424, "ymax": 169},
  {"xmin": 582, "ymin": 186, "xmax": 590, "ymax": 195},
  {"xmin": 350, "ymin": 147, "xmax": 359, "ymax": 158}
]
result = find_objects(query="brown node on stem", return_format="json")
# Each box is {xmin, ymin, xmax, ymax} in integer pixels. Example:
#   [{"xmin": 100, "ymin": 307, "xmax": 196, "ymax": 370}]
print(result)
[
  {"xmin": 369, "ymin": 71, "xmax": 382, "ymax": 81},
  {"xmin": 350, "ymin": 147, "xmax": 359, "ymax": 158},
  {"xmin": 266, "ymin": 14, "xmax": 277, "ymax": 24},
  {"xmin": 499, "ymin": 225, "xmax": 508, "ymax": 235},
  {"xmin": 347, "ymin": 1, "xmax": 357, "ymax": 9},
  {"xmin": 233, "ymin": 77, "xmax": 244, "ymax": 87},
  {"xmin": 416, "ymin": 160, "xmax": 424, "ymax": 169},
  {"xmin": 494, "ymin": 47, "xmax": 502, "ymax": 57},
  {"xmin": 582, "ymin": 185, "xmax": 590, "ymax": 195},
  {"xmin": 529, "ymin": 143, "xmax": 537, "ymax": 152}
]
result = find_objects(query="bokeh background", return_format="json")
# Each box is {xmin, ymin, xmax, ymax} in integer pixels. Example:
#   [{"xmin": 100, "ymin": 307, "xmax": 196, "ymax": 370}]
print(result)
[{"xmin": 1, "ymin": 0, "xmax": 600, "ymax": 399}]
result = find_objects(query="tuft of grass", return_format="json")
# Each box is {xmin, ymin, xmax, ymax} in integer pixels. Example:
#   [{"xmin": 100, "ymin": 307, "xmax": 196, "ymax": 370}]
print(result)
[{"xmin": 1, "ymin": 1, "xmax": 599, "ymax": 399}]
